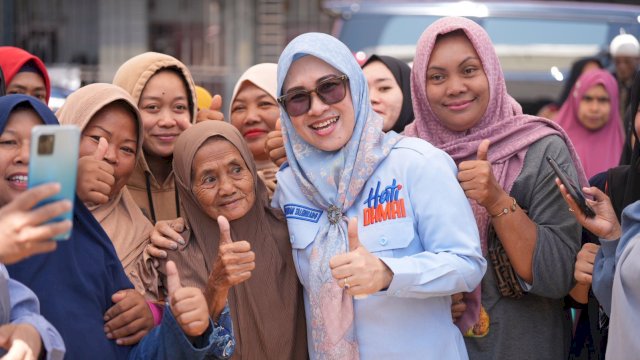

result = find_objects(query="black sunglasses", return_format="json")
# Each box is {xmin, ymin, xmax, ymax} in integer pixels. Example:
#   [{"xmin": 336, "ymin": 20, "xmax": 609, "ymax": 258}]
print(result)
[{"xmin": 278, "ymin": 75, "xmax": 349, "ymax": 117}]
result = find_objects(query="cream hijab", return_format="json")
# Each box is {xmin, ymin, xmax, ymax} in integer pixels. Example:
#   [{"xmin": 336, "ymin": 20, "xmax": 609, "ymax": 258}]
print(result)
[
  {"xmin": 57, "ymin": 83, "xmax": 159, "ymax": 299},
  {"xmin": 229, "ymin": 63, "xmax": 279, "ymax": 196}
]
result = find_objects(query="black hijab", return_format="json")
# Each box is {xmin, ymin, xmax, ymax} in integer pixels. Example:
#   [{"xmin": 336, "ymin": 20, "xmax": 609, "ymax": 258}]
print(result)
[
  {"xmin": 608, "ymin": 70, "xmax": 640, "ymax": 218},
  {"xmin": 362, "ymin": 54, "xmax": 414, "ymax": 133}
]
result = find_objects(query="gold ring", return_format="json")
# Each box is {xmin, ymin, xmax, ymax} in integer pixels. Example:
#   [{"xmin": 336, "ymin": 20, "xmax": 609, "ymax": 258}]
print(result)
[
  {"xmin": 343, "ymin": 277, "xmax": 350, "ymax": 289},
  {"xmin": 568, "ymin": 208, "xmax": 575, "ymax": 213}
]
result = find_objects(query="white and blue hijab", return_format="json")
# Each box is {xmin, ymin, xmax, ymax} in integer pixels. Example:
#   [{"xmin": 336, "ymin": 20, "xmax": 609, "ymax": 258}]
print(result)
[{"xmin": 277, "ymin": 32, "xmax": 401, "ymax": 359}]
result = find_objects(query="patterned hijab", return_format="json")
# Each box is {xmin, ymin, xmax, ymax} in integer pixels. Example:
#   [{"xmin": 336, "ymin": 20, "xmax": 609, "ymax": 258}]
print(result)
[
  {"xmin": 405, "ymin": 16, "xmax": 588, "ymax": 335},
  {"xmin": 56, "ymin": 83, "xmax": 159, "ymax": 298},
  {"xmin": 277, "ymin": 32, "xmax": 401, "ymax": 358},
  {"xmin": 554, "ymin": 69, "xmax": 624, "ymax": 178}
]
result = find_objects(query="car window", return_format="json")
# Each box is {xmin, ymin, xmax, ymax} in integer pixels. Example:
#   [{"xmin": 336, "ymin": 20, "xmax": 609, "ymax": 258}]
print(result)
[
  {"xmin": 484, "ymin": 18, "xmax": 608, "ymax": 46},
  {"xmin": 340, "ymin": 14, "xmax": 438, "ymax": 58}
]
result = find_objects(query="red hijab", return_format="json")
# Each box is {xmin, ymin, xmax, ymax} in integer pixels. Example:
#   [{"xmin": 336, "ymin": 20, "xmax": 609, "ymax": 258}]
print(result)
[{"xmin": 0, "ymin": 46, "xmax": 50, "ymax": 102}]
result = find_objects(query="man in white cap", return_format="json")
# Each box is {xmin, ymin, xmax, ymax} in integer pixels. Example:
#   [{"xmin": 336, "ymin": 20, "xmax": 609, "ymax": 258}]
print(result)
[{"xmin": 610, "ymin": 33, "xmax": 640, "ymax": 118}]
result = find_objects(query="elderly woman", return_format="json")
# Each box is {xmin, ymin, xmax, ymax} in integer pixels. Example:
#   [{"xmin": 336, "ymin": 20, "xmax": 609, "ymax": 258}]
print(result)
[
  {"xmin": 2, "ymin": 95, "xmax": 233, "ymax": 359},
  {"xmin": 163, "ymin": 120, "xmax": 307, "ymax": 359}
]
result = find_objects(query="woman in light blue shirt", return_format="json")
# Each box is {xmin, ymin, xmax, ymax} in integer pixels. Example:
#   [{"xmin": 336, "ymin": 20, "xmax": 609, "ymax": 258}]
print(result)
[{"xmin": 271, "ymin": 32, "xmax": 486, "ymax": 359}]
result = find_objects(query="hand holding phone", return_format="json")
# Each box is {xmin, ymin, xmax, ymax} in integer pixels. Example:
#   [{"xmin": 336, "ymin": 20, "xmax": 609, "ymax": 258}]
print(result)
[
  {"xmin": 546, "ymin": 156, "xmax": 595, "ymax": 218},
  {"xmin": 27, "ymin": 125, "xmax": 80, "ymax": 240}
]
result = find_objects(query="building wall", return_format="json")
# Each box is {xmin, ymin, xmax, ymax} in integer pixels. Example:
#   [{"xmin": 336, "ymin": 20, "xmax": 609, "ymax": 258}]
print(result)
[{"xmin": 0, "ymin": 0, "xmax": 333, "ymax": 112}]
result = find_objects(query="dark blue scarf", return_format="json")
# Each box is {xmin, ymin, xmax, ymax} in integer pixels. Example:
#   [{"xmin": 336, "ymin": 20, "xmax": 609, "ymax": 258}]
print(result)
[{"xmin": 1, "ymin": 95, "xmax": 135, "ymax": 359}]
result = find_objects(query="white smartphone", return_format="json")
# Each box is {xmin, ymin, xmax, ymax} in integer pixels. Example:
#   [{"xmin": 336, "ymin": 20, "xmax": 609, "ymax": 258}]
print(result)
[{"xmin": 27, "ymin": 125, "xmax": 80, "ymax": 240}]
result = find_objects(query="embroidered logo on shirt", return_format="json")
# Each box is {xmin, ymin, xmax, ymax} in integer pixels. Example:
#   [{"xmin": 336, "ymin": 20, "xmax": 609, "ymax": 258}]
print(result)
[
  {"xmin": 362, "ymin": 178, "xmax": 406, "ymax": 226},
  {"xmin": 284, "ymin": 204, "xmax": 323, "ymax": 223}
]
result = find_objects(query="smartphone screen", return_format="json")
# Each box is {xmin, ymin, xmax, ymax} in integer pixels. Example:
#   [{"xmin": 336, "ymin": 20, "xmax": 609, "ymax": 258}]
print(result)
[
  {"xmin": 546, "ymin": 156, "xmax": 595, "ymax": 218},
  {"xmin": 27, "ymin": 125, "xmax": 80, "ymax": 240}
]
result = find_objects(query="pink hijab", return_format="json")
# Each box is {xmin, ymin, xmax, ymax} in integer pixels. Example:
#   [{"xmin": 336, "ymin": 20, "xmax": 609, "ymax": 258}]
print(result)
[
  {"xmin": 405, "ymin": 16, "xmax": 588, "ymax": 335},
  {"xmin": 554, "ymin": 69, "xmax": 624, "ymax": 178}
]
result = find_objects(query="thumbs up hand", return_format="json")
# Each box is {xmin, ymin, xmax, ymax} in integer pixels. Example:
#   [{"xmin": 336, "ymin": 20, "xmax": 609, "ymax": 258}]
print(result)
[
  {"xmin": 77, "ymin": 137, "xmax": 116, "ymax": 206},
  {"xmin": 209, "ymin": 216, "xmax": 255, "ymax": 290},
  {"xmin": 329, "ymin": 217, "xmax": 394, "ymax": 296},
  {"xmin": 265, "ymin": 119, "xmax": 287, "ymax": 167},
  {"xmin": 205, "ymin": 216, "xmax": 256, "ymax": 319},
  {"xmin": 165, "ymin": 261, "xmax": 211, "ymax": 337},
  {"xmin": 457, "ymin": 139, "xmax": 507, "ymax": 210},
  {"xmin": 196, "ymin": 94, "xmax": 225, "ymax": 123}
]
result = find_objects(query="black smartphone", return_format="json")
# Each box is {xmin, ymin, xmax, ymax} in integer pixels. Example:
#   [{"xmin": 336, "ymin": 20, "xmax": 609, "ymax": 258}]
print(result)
[{"xmin": 546, "ymin": 156, "xmax": 595, "ymax": 218}]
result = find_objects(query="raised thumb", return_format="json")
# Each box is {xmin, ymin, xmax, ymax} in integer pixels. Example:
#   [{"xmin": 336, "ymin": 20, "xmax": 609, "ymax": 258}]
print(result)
[
  {"xmin": 166, "ymin": 260, "xmax": 182, "ymax": 296},
  {"xmin": 476, "ymin": 139, "xmax": 490, "ymax": 162},
  {"xmin": 347, "ymin": 217, "xmax": 360, "ymax": 252},
  {"xmin": 93, "ymin": 137, "xmax": 109, "ymax": 160},
  {"xmin": 218, "ymin": 215, "xmax": 233, "ymax": 245},
  {"xmin": 210, "ymin": 94, "xmax": 223, "ymax": 111},
  {"xmin": 275, "ymin": 118, "xmax": 281, "ymax": 131}
]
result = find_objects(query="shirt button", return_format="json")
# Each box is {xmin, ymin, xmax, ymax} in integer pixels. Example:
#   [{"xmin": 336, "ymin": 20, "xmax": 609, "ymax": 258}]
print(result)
[
  {"xmin": 290, "ymin": 235, "xmax": 295, "ymax": 243},
  {"xmin": 379, "ymin": 236, "xmax": 388, "ymax": 246}
]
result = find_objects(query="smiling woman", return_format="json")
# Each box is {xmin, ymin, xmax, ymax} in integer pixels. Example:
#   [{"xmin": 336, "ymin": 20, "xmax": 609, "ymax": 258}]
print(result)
[
  {"xmin": 113, "ymin": 52, "xmax": 198, "ymax": 223},
  {"xmin": 191, "ymin": 138, "xmax": 256, "ymax": 221},
  {"xmin": 56, "ymin": 83, "xmax": 161, "ymax": 300},
  {"xmin": 229, "ymin": 63, "xmax": 280, "ymax": 197},
  {"xmin": 405, "ymin": 17, "xmax": 590, "ymax": 359},
  {"xmin": 272, "ymin": 32, "xmax": 485, "ymax": 359},
  {"xmin": 164, "ymin": 120, "xmax": 307, "ymax": 360}
]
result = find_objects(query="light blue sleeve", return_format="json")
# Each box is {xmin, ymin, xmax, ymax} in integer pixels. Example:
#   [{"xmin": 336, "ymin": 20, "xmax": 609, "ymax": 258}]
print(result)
[
  {"xmin": 7, "ymin": 273, "xmax": 65, "ymax": 360},
  {"xmin": 592, "ymin": 238, "xmax": 619, "ymax": 315},
  {"xmin": 380, "ymin": 148, "xmax": 487, "ymax": 298}
]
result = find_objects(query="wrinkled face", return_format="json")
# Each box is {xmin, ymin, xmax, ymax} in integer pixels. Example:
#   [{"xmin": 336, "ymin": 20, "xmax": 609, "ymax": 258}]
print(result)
[
  {"xmin": 230, "ymin": 82, "xmax": 280, "ymax": 161},
  {"xmin": 363, "ymin": 60, "xmax": 404, "ymax": 132},
  {"xmin": 577, "ymin": 84, "xmax": 611, "ymax": 131},
  {"xmin": 79, "ymin": 103, "xmax": 138, "ymax": 198},
  {"xmin": 614, "ymin": 56, "xmax": 640, "ymax": 83},
  {"xmin": 282, "ymin": 55, "xmax": 355, "ymax": 151},
  {"xmin": 191, "ymin": 138, "xmax": 255, "ymax": 221},
  {"xmin": 7, "ymin": 72, "xmax": 47, "ymax": 103},
  {"xmin": 0, "ymin": 109, "xmax": 42, "ymax": 206},
  {"xmin": 425, "ymin": 32, "xmax": 490, "ymax": 132},
  {"xmin": 138, "ymin": 70, "xmax": 191, "ymax": 158}
]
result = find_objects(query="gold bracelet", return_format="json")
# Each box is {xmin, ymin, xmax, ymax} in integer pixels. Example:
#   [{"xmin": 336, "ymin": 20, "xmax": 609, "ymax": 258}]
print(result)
[{"xmin": 491, "ymin": 197, "xmax": 517, "ymax": 218}]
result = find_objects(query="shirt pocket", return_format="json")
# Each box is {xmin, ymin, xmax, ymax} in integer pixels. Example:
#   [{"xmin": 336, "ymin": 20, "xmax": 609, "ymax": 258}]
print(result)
[
  {"xmin": 286, "ymin": 220, "xmax": 320, "ymax": 288},
  {"xmin": 359, "ymin": 217, "xmax": 416, "ymax": 258}
]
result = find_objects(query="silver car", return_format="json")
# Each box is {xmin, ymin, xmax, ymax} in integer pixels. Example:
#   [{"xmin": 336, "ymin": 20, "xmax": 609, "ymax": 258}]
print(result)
[{"xmin": 325, "ymin": 0, "xmax": 640, "ymax": 114}]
